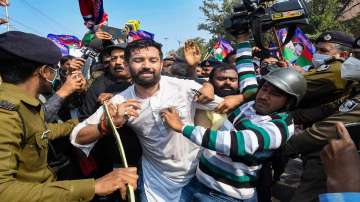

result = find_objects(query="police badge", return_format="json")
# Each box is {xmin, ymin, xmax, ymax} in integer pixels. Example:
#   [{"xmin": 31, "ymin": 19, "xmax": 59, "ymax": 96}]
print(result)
[
  {"xmin": 324, "ymin": 34, "xmax": 332, "ymax": 41},
  {"xmin": 339, "ymin": 99, "xmax": 359, "ymax": 112}
]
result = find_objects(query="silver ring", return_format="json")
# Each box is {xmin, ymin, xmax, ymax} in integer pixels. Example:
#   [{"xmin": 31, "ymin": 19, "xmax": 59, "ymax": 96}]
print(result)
[{"xmin": 124, "ymin": 111, "xmax": 128, "ymax": 116}]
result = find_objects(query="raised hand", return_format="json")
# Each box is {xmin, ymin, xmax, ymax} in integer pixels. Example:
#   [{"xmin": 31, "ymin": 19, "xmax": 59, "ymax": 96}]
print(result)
[
  {"xmin": 320, "ymin": 122, "xmax": 360, "ymax": 192},
  {"xmin": 184, "ymin": 40, "xmax": 201, "ymax": 67},
  {"xmin": 56, "ymin": 72, "xmax": 85, "ymax": 97},
  {"xmin": 95, "ymin": 31, "xmax": 113, "ymax": 41},
  {"xmin": 68, "ymin": 58, "xmax": 86, "ymax": 73}
]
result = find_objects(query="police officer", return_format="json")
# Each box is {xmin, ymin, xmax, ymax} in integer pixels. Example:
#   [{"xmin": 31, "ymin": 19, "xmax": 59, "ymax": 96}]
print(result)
[
  {"xmin": 285, "ymin": 36, "xmax": 360, "ymax": 202},
  {"xmin": 0, "ymin": 31, "xmax": 137, "ymax": 201},
  {"xmin": 292, "ymin": 31, "xmax": 355, "ymax": 126}
]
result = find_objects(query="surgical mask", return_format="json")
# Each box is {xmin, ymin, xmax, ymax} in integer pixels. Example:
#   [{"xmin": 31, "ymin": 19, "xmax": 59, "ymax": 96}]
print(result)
[
  {"xmin": 312, "ymin": 53, "xmax": 331, "ymax": 68},
  {"xmin": 46, "ymin": 67, "xmax": 59, "ymax": 89},
  {"xmin": 341, "ymin": 56, "xmax": 360, "ymax": 81}
]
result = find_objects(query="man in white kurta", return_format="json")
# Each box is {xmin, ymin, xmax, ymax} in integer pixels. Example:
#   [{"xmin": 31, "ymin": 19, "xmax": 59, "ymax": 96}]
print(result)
[{"xmin": 70, "ymin": 39, "xmax": 222, "ymax": 201}]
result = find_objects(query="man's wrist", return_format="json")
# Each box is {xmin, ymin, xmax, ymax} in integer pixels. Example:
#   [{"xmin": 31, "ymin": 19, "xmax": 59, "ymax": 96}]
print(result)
[
  {"xmin": 97, "ymin": 117, "xmax": 110, "ymax": 136},
  {"xmin": 56, "ymin": 88, "xmax": 73, "ymax": 98},
  {"xmin": 182, "ymin": 125, "xmax": 196, "ymax": 138},
  {"xmin": 175, "ymin": 124, "xmax": 185, "ymax": 133}
]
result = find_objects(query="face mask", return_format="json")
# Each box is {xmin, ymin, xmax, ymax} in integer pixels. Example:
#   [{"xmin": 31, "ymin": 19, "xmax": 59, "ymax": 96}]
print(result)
[
  {"xmin": 312, "ymin": 53, "xmax": 331, "ymax": 67},
  {"xmin": 341, "ymin": 56, "xmax": 360, "ymax": 81},
  {"xmin": 45, "ymin": 67, "xmax": 59, "ymax": 89}
]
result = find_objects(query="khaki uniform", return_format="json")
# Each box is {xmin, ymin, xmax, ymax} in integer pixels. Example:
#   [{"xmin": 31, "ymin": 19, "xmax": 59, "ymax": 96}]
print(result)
[
  {"xmin": 0, "ymin": 83, "xmax": 95, "ymax": 202},
  {"xmin": 301, "ymin": 60, "xmax": 348, "ymax": 108},
  {"xmin": 292, "ymin": 60, "xmax": 350, "ymax": 125},
  {"xmin": 285, "ymin": 84, "xmax": 360, "ymax": 202}
]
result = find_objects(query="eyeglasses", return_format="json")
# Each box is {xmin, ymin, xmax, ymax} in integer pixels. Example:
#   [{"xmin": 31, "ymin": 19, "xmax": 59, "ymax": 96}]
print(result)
[{"xmin": 46, "ymin": 65, "xmax": 59, "ymax": 81}]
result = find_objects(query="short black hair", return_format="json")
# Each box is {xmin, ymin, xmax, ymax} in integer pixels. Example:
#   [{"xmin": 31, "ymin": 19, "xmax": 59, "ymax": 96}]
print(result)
[
  {"xmin": 209, "ymin": 62, "xmax": 237, "ymax": 83},
  {"xmin": 124, "ymin": 39, "xmax": 163, "ymax": 62},
  {"xmin": 259, "ymin": 49, "xmax": 279, "ymax": 62},
  {"xmin": 0, "ymin": 49, "xmax": 42, "ymax": 84},
  {"xmin": 60, "ymin": 55, "xmax": 75, "ymax": 66},
  {"xmin": 223, "ymin": 49, "xmax": 236, "ymax": 64}
]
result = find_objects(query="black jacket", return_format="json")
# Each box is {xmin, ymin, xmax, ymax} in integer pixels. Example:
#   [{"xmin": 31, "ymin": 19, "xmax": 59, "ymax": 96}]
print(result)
[{"xmin": 78, "ymin": 72, "xmax": 142, "ymax": 176}]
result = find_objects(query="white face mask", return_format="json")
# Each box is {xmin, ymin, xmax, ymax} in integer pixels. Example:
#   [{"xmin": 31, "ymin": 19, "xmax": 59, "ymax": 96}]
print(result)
[
  {"xmin": 341, "ymin": 56, "xmax": 360, "ymax": 80},
  {"xmin": 312, "ymin": 53, "xmax": 331, "ymax": 68}
]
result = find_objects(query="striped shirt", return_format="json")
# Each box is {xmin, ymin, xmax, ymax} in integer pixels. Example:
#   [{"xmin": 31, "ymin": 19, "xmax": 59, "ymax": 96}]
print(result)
[
  {"xmin": 181, "ymin": 101, "xmax": 295, "ymax": 199},
  {"xmin": 235, "ymin": 41, "xmax": 258, "ymax": 100}
]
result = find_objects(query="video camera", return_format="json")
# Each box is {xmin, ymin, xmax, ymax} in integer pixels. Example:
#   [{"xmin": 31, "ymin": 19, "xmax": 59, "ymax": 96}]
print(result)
[{"xmin": 224, "ymin": 0, "xmax": 309, "ymax": 49}]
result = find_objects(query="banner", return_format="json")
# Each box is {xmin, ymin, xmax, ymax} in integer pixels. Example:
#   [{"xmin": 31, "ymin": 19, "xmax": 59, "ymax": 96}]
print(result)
[
  {"xmin": 47, "ymin": 34, "xmax": 82, "ymax": 56},
  {"xmin": 277, "ymin": 28, "xmax": 315, "ymax": 68},
  {"xmin": 78, "ymin": 0, "xmax": 108, "ymax": 30},
  {"xmin": 128, "ymin": 30, "xmax": 155, "ymax": 42},
  {"xmin": 211, "ymin": 37, "xmax": 234, "ymax": 62}
]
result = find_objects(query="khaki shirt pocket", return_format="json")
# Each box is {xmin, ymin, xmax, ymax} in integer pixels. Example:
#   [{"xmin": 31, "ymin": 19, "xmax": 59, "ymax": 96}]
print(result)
[{"xmin": 21, "ymin": 133, "xmax": 47, "ymax": 170}]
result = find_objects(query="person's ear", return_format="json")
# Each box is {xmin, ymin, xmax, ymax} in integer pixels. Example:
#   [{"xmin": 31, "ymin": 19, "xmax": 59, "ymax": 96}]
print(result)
[
  {"xmin": 123, "ymin": 61, "xmax": 131, "ymax": 74},
  {"xmin": 36, "ymin": 65, "xmax": 47, "ymax": 77},
  {"xmin": 159, "ymin": 60, "xmax": 163, "ymax": 72},
  {"xmin": 340, "ymin": 51, "xmax": 350, "ymax": 60}
]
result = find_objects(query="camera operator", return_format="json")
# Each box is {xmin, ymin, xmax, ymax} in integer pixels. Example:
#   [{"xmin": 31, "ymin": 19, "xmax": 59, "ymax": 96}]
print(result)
[{"xmin": 285, "ymin": 36, "xmax": 360, "ymax": 202}]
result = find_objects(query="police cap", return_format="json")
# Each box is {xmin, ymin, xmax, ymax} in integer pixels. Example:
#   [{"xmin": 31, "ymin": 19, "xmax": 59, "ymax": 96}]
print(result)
[
  {"xmin": 105, "ymin": 43, "xmax": 127, "ymax": 54},
  {"xmin": 0, "ymin": 31, "xmax": 61, "ymax": 66},
  {"xmin": 353, "ymin": 37, "xmax": 360, "ymax": 52},
  {"xmin": 315, "ymin": 31, "xmax": 354, "ymax": 48}
]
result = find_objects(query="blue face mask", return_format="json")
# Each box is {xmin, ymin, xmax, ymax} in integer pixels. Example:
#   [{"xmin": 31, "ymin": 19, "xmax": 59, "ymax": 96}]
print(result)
[{"xmin": 312, "ymin": 53, "xmax": 332, "ymax": 67}]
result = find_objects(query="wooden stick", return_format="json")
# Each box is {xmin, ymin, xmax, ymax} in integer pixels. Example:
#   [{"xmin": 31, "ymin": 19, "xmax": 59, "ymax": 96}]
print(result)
[{"xmin": 103, "ymin": 103, "xmax": 136, "ymax": 202}]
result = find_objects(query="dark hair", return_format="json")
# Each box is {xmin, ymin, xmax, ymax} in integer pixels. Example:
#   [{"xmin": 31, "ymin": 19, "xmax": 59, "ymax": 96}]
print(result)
[
  {"xmin": 259, "ymin": 49, "xmax": 279, "ymax": 63},
  {"xmin": 124, "ymin": 39, "xmax": 163, "ymax": 62},
  {"xmin": 60, "ymin": 55, "xmax": 75, "ymax": 65},
  {"xmin": 170, "ymin": 62, "xmax": 192, "ymax": 77},
  {"xmin": 223, "ymin": 49, "xmax": 236, "ymax": 64},
  {"xmin": 0, "ymin": 50, "xmax": 42, "ymax": 84},
  {"xmin": 208, "ymin": 62, "xmax": 237, "ymax": 83}
]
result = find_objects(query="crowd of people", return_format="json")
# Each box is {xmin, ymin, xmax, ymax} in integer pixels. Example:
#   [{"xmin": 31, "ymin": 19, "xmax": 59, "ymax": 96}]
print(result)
[{"xmin": 0, "ymin": 9, "xmax": 359, "ymax": 202}]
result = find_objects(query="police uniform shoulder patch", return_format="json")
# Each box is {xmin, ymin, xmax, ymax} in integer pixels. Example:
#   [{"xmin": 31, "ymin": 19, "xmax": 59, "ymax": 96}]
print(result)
[
  {"xmin": 0, "ymin": 100, "xmax": 17, "ymax": 111},
  {"xmin": 339, "ymin": 99, "xmax": 359, "ymax": 112},
  {"xmin": 316, "ymin": 64, "xmax": 330, "ymax": 72}
]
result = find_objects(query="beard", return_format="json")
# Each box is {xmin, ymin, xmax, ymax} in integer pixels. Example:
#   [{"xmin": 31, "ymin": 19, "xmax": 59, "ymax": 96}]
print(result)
[
  {"xmin": 214, "ymin": 85, "xmax": 239, "ymax": 97},
  {"xmin": 39, "ymin": 78, "xmax": 54, "ymax": 94},
  {"xmin": 131, "ymin": 67, "xmax": 161, "ymax": 88}
]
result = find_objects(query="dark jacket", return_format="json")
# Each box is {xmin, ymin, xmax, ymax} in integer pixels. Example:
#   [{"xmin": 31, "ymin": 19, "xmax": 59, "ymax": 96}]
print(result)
[{"xmin": 78, "ymin": 72, "xmax": 142, "ymax": 177}]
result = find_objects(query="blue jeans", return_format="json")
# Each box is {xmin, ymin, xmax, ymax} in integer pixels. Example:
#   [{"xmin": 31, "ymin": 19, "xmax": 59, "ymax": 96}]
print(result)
[
  {"xmin": 180, "ymin": 177, "xmax": 258, "ymax": 202},
  {"xmin": 137, "ymin": 168, "xmax": 148, "ymax": 202}
]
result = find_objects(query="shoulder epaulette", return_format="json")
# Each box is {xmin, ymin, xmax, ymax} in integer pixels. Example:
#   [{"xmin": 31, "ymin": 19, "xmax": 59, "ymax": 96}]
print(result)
[
  {"xmin": 324, "ymin": 58, "xmax": 344, "ymax": 65},
  {"xmin": 0, "ymin": 100, "xmax": 17, "ymax": 111}
]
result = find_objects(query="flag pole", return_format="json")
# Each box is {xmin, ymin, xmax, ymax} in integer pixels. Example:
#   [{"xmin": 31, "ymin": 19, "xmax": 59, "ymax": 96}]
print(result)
[{"xmin": 272, "ymin": 27, "xmax": 284, "ymax": 61}]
